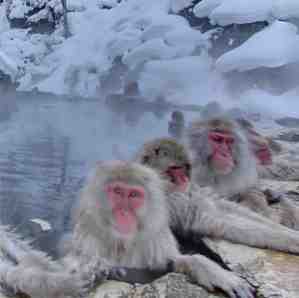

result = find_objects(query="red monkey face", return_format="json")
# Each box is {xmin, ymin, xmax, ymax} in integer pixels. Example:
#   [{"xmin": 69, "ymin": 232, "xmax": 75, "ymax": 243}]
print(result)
[
  {"xmin": 104, "ymin": 181, "xmax": 145, "ymax": 236},
  {"xmin": 208, "ymin": 130, "xmax": 235, "ymax": 175},
  {"xmin": 165, "ymin": 166, "xmax": 190, "ymax": 193},
  {"xmin": 141, "ymin": 141, "xmax": 191, "ymax": 193},
  {"xmin": 248, "ymin": 131, "xmax": 272, "ymax": 165}
]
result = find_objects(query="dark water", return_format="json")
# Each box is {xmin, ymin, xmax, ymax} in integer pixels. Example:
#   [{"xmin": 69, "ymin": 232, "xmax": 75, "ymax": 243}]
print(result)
[{"xmin": 0, "ymin": 90, "xmax": 197, "ymax": 256}]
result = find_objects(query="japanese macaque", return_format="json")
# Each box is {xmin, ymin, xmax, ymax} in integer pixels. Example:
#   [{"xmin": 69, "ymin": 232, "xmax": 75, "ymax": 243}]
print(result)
[
  {"xmin": 236, "ymin": 118, "xmax": 273, "ymax": 166},
  {"xmin": 134, "ymin": 137, "xmax": 299, "ymax": 255},
  {"xmin": 0, "ymin": 226, "xmax": 89, "ymax": 298},
  {"xmin": 64, "ymin": 161, "xmax": 254, "ymax": 298},
  {"xmin": 237, "ymin": 118, "xmax": 299, "ymax": 181},
  {"xmin": 168, "ymin": 111, "xmax": 185, "ymax": 140},
  {"xmin": 187, "ymin": 117, "xmax": 299, "ymax": 229}
]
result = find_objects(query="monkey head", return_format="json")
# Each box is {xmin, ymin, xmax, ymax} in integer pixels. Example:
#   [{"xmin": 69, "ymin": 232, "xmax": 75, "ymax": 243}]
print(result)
[
  {"xmin": 135, "ymin": 138, "xmax": 191, "ymax": 193},
  {"xmin": 77, "ymin": 161, "xmax": 167, "ymax": 241},
  {"xmin": 236, "ymin": 118, "xmax": 272, "ymax": 166},
  {"xmin": 189, "ymin": 118, "xmax": 240, "ymax": 176},
  {"xmin": 188, "ymin": 117, "xmax": 258, "ymax": 194}
]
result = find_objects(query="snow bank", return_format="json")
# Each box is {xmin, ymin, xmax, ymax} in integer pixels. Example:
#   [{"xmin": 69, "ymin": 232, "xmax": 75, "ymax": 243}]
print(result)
[
  {"xmin": 170, "ymin": 0, "xmax": 193, "ymax": 13},
  {"xmin": 215, "ymin": 21, "xmax": 299, "ymax": 73},
  {"xmin": 139, "ymin": 54, "xmax": 226, "ymax": 105},
  {"xmin": 194, "ymin": 0, "xmax": 299, "ymax": 26},
  {"xmin": 237, "ymin": 87, "xmax": 299, "ymax": 118},
  {"xmin": 14, "ymin": 0, "xmax": 209, "ymax": 97}
]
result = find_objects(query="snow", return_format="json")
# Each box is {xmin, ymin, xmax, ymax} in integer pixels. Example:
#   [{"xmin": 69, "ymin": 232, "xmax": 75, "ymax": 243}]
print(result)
[
  {"xmin": 30, "ymin": 218, "xmax": 52, "ymax": 231},
  {"xmin": 273, "ymin": 0, "xmax": 299, "ymax": 20},
  {"xmin": 12, "ymin": 0, "xmax": 209, "ymax": 97},
  {"xmin": 237, "ymin": 87, "xmax": 299, "ymax": 119},
  {"xmin": 0, "ymin": 0, "xmax": 299, "ymax": 105},
  {"xmin": 139, "ymin": 54, "xmax": 225, "ymax": 104},
  {"xmin": 194, "ymin": 0, "xmax": 299, "ymax": 26},
  {"xmin": 216, "ymin": 21, "xmax": 299, "ymax": 73},
  {"xmin": 0, "ymin": 51, "xmax": 19, "ymax": 80},
  {"xmin": 170, "ymin": 0, "xmax": 193, "ymax": 13}
]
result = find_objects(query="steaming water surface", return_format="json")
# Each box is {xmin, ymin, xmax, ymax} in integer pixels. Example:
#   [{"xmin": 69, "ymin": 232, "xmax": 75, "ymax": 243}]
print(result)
[{"xmin": 0, "ymin": 92, "xmax": 197, "ymax": 256}]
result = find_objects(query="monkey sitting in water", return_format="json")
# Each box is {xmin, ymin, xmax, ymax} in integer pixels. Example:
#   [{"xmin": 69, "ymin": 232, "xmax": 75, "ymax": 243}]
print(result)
[
  {"xmin": 187, "ymin": 117, "xmax": 299, "ymax": 229},
  {"xmin": 62, "ymin": 161, "xmax": 254, "ymax": 298},
  {"xmin": 134, "ymin": 137, "xmax": 299, "ymax": 254}
]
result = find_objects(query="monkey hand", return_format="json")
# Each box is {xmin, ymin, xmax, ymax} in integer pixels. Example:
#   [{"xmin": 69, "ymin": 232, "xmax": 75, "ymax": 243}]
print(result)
[
  {"xmin": 174, "ymin": 255, "xmax": 254, "ymax": 298},
  {"xmin": 78, "ymin": 259, "xmax": 127, "ymax": 290},
  {"xmin": 0, "ymin": 264, "xmax": 92, "ymax": 298}
]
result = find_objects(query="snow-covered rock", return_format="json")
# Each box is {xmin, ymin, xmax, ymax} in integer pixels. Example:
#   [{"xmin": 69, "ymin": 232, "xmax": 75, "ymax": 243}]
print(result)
[
  {"xmin": 20, "ymin": 0, "xmax": 210, "ymax": 97},
  {"xmin": 194, "ymin": 0, "xmax": 299, "ymax": 26},
  {"xmin": 216, "ymin": 21, "xmax": 299, "ymax": 73}
]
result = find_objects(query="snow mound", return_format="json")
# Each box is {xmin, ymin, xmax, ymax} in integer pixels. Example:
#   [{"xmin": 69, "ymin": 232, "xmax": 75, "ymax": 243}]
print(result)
[
  {"xmin": 139, "ymin": 54, "xmax": 225, "ymax": 105},
  {"xmin": 24, "ymin": 0, "xmax": 208, "ymax": 97},
  {"xmin": 238, "ymin": 87, "xmax": 299, "ymax": 118},
  {"xmin": 215, "ymin": 21, "xmax": 299, "ymax": 73},
  {"xmin": 194, "ymin": 0, "xmax": 299, "ymax": 26}
]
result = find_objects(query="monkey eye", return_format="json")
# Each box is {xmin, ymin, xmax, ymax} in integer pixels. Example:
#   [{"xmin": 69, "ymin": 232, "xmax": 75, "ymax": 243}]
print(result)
[
  {"xmin": 129, "ymin": 190, "xmax": 140, "ymax": 198},
  {"xmin": 113, "ymin": 186, "xmax": 122, "ymax": 195}
]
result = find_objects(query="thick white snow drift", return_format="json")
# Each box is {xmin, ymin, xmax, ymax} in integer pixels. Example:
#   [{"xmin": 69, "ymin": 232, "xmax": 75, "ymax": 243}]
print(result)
[
  {"xmin": 194, "ymin": 0, "xmax": 299, "ymax": 26},
  {"xmin": 216, "ymin": 21, "xmax": 299, "ymax": 73}
]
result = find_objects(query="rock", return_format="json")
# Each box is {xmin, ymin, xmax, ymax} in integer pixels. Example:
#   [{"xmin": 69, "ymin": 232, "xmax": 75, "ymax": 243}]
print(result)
[
  {"xmin": 206, "ymin": 240, "xmax": 299, "ymax": 298},
  {"xmin": 259, "ymin": 161, "xmax": 299, "ymax": 181},
  {"xmin": 90, "ymin": 235, "xmax": 299, "ymax": 298},
  {"xmin": 276, "ymin": 117, "xmax": 299, "ymax": 128},
  {"xmin": 90, "ymin": 273, "xmax": 219, "ymax": 298},
  {"xmin": 276, "ymin": 131, "xmax": 299, "ymax": 143}
]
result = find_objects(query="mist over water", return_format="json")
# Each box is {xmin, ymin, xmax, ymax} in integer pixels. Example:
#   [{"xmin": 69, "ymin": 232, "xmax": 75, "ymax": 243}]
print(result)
[{"xmin": 0, "ymin": 91, "xmax": 190, "ymax": 255}]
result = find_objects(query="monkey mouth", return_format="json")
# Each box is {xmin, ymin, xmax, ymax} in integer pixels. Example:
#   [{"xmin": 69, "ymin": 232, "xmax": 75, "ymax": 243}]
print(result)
[
  {"xmin": 165, "ymin": 166, "xmax": 190, "ymax": 192},
  {"xmin": 257, "ymin": 148, "xmax": 272, "ymax": 165}
]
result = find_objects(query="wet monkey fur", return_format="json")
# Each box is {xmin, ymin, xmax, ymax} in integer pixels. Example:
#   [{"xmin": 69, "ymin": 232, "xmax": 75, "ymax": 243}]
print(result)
[
  {"xmin": 63, "ymin": 161, "xmax": 254, "ymax": 298},
  {"xmin": 135, "ymin": 137, "xmax": 299, "ymax": 256},
  {"xmin": 0, "ymin": 226, "xmax": 90, "ymax": 298},
  {"xmin": 187, "ymin": 117, "xmax": 299, "ymax": 229}
]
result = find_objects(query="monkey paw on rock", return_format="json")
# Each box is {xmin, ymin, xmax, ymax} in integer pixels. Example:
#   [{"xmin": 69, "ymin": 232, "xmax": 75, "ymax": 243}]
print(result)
[{"xmin": 80, "ymin": 260, "xmax": 127, "ymax": 291}]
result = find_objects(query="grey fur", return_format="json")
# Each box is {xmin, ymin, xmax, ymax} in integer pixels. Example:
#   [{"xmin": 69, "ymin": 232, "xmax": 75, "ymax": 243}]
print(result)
[
  {"xmin": 0, "ymin": 225, "xmax": 88, "ymax": 298},
  {"xmin": 63, "ymin": 161, "xmax": 253, "ymax": 298},
  {"xmin": 135, "ymin": 137, "xmax": 299, "ymax": 255},
  {"xmin": 187, "ymin": 117, "xmax": 299, "ymax": 230}
]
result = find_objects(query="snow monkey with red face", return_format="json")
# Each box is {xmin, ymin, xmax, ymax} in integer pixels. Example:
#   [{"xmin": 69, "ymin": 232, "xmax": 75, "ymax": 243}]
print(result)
[
  {"xmin": 237, "ymin": 118, "xmax": 299, "ymax": 182},
  {"xmin": 187, "ymin": 117, "xmax": 299, "ymax": 230},
  {"xmin": 64, "ymin": 160, "xmax": 255, "ymax": 298},
  {"xmin": 134, "ymin": 137, "xmax": 299, "ymax": 255}
]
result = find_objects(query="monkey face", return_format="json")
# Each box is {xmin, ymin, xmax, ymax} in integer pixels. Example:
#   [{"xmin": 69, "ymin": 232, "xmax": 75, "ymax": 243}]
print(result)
[
  {"xmin": 104, "ymin": 180, "xmax": 146, "ymax": 236},
  {"xmin": 208, "ymin": 130, "xmax": 235, "ymax": 175},
  {"xmin": 248, "ymin": 131, "xmax": 272, "ymax": 166},
  {"xmin": 140, "ymin": 140, "xmax": 191, "ymax": 193}
]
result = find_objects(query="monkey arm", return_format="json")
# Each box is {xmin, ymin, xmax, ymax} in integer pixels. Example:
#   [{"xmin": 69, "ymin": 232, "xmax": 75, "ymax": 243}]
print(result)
[
  {"xmin": 217, "ymin": 195, "xmax": 280, "ymax": 226},
  {"xmin": 173, "ymin": 254, "xmax": 254, "ymax": 298},
  {"xmin": 168, "ymin": 190, "xmax": 299, "ymax": 254},
  {"xmin": 193, "ymin": 209, "xmax": 299, "ymax": 254}
]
